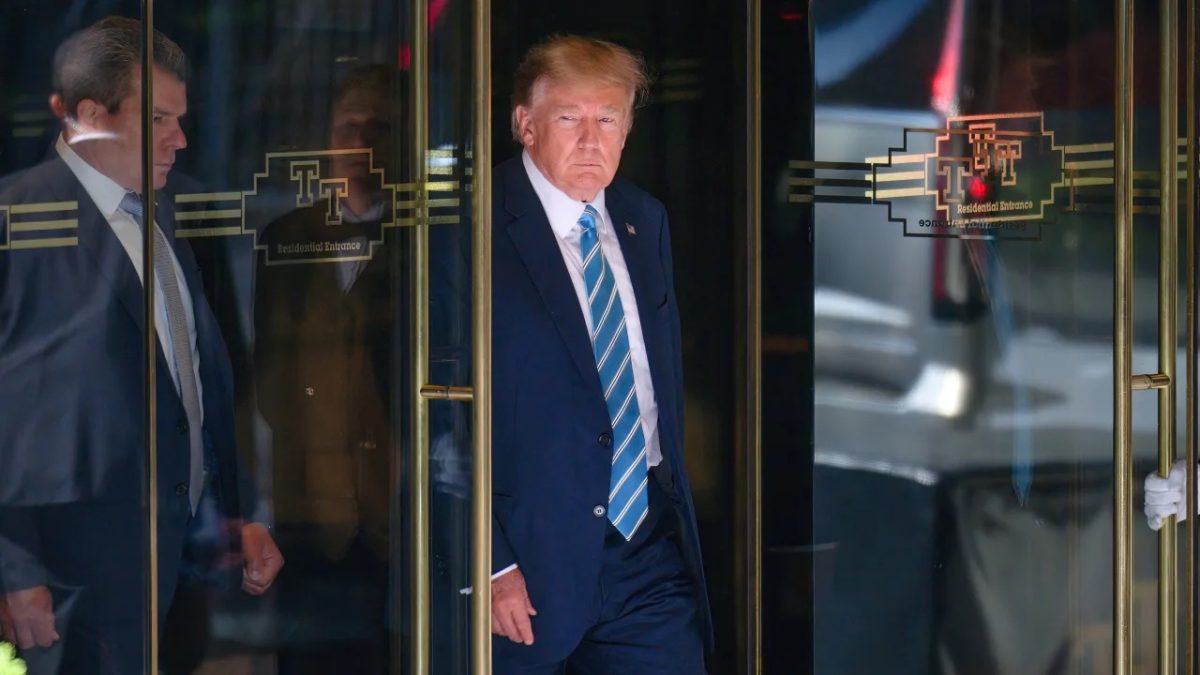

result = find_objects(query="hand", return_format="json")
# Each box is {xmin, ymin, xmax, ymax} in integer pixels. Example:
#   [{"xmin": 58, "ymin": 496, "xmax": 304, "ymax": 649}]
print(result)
[
  {"xmin": 491, "ymin": 567, "xmax": 537, "ymax": 645},
  {"xmin": 1, "ymin": 586, "xmax": 57, "ymax": 649},
  {"xmin": 240, "ymin": 523, "xmax": 284, "ymax": 595},
  {"xmin": 1146, "ymin": 460, "xmax": 1194, "ymax": 530}
]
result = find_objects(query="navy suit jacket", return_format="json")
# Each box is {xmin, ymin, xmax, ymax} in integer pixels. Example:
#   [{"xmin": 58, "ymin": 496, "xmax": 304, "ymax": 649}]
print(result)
[
  {"xmin": 491, "ymin": 156, "xmax": 712, "ymax": 660},
  {"xmin": 0, "ymin": 157, "xmax": 245, "ymax": 616}
]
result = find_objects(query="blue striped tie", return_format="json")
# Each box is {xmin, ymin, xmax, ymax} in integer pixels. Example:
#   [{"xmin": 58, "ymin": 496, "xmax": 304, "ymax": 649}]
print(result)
[{"xmin": 578, "ymin": 204, "xmax": 648, "ymax": 540}]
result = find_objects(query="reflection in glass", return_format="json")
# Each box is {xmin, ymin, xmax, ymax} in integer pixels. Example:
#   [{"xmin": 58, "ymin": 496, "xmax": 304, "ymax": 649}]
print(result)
[
  {"xmin": 0, "ymin": 13, "xmax": 281, "ymax": 675},
  {"xmin": 782, "ymin": 1, "xmax": 1172, "ymax": 672}
]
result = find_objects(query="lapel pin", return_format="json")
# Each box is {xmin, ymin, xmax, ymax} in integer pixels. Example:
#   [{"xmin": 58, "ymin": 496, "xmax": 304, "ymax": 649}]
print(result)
[{"xmin": 626, "ymin": 223, "xmax": 637, "ymax": 236}]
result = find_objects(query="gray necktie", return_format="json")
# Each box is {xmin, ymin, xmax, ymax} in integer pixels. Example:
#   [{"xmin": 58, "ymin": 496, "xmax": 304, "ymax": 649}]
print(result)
[{"xmin": 119, "ymin": 193, "xmax": 204, "ymax": 513}]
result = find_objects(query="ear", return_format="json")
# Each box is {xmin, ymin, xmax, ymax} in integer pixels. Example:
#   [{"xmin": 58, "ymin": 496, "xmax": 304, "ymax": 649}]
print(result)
[
  {"xmin": 74, "ymin": 98, "xmax": 105, "ymax": 127},
  {"xmin": 514, "ymin": 105, "xmax": 536, "ymax": 147}
]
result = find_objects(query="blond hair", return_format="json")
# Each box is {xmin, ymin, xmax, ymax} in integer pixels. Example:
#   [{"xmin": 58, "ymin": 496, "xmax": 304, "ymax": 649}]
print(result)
[{"xmin": 510, "ymin": 34, "xmax": 650, "ymax": 142}]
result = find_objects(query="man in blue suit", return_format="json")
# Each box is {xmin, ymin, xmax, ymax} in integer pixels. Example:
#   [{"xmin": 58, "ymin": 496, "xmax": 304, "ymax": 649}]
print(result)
[
  {"xmin": 0, "ymin": 17, "xmax": 282, "ymax": 673},
  {"xmin": 490, "ymin": 35, "xmax": 711, "ymax": 673}
]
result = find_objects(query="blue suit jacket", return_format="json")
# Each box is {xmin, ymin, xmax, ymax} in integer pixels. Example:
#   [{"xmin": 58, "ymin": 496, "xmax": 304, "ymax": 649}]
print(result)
[
  {"xmin": 0, "ymin": 157, "xmax": 245, "ymax": 616},
  {"xmin": 491, "ymin": 156, "xmax": 712, "ymax": 660}
]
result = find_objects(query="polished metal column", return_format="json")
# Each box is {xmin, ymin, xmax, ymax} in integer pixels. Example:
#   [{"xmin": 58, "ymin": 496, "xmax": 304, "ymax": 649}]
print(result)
[
  {"xmin": 408, "ymin": 0, "xmax": 431, "ymax": 669},
  {"xmin": 1113, "ymin": 1, "xmax": 1135, "ymax": 673},
  {"xmin": 1158, "ymin": 1, "xmax": 1180, "ymax": 671},
  {"xmin": 743, "ymin": 0, "xmax": 763, "ymax": 673},
  {"xmin": 471, "ymin": 0, "xmax": 493, "ymax": 670},
  {"xmin": 140, "ymin": 4, "xmax": 161, "ymax": 673},
  {"xmin": 1188, "ymin": 2, "xmax": 1198, "ymax": 672}
]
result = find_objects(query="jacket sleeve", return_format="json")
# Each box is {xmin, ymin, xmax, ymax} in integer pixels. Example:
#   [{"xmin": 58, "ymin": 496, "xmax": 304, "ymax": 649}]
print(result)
[{"xmin": 0, "ymin": 508, "xmax": 48, "ymax": 593}]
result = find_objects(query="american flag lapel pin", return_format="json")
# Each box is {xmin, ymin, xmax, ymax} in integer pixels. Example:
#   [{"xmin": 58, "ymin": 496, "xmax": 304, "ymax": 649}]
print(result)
[{"xmin": 626, "ymin": 223, "xmax": 637, "ymax": 236}]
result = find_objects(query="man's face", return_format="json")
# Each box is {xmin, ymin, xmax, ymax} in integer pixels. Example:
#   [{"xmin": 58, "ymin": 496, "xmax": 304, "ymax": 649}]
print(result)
[
  {"xmin": 328, "ymin": 87, "xmax": 393, "ymax": 183},
  {"xmin": 70, "ymin": 65, "xmax": 188, "ymax": 191},
  {"xmin": 515, "ymin": 78, "xmax": 632, "ymax": 202}
]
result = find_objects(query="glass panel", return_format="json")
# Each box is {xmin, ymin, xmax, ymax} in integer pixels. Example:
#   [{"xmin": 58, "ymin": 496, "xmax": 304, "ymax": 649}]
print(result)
[
  {"xmin": 0, "ymin": 5, "xmax": 161, "ymax": 673},
  {"xmin": 762, "ymin": 0, "xmax": 1180, "ymax": 672},
  {"xmin": 0, "ymin": 1, "xmax": 479, "ymax": 673},
  {"xmin": 139, "ymin": 1, "xmax": 480, "ymax": 672}
]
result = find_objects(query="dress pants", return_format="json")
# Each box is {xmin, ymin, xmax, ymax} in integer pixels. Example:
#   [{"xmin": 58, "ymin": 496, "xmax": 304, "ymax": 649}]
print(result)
[{"xmin": 494, "ymin": 473, "xmax": 705, "ymax": 675}]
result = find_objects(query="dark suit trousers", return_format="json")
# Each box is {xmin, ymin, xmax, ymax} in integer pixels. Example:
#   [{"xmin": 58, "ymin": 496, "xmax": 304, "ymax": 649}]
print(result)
[{"xmin": 494, "ymin": 472, "xmax": 706, "ymax": 675}]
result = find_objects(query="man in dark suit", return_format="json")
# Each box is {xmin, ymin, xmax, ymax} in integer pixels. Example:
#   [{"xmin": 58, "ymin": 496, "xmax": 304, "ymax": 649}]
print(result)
[
  {"xmin": 0, "ymin": 17, "xmax": 282, "ymax": 673},
  {"xmin": 253, "ymin": 64, "xmax": 402, "ymax": 672},
  {"xmin": 490, "ymin": 35, "xmax": 711, "ymax": 673}
]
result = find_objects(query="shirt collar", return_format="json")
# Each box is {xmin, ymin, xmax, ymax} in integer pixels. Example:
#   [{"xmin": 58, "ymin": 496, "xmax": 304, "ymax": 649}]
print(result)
[
  {"xmin": 521, "ymin": 150, "xmax": 607, "ymax": 239},
  {"xmin": 342, "ymin": 200, "xmax": 385, "ymax": 225},
  {"xmin": 56, "ymin": 134, "xmax": 130, "ymax": 221}
]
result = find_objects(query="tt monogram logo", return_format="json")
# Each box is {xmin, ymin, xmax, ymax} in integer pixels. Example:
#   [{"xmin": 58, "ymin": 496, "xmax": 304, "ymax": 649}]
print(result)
[{"xmin": 289, "ymin": 160, "xmax": 350, "ymax": 225}]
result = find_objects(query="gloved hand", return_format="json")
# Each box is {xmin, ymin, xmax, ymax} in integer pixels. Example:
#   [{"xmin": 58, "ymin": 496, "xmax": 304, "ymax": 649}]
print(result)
[{"xmin": 1145, "ymin": 459, "xmax": 1194, "ymax": 530}]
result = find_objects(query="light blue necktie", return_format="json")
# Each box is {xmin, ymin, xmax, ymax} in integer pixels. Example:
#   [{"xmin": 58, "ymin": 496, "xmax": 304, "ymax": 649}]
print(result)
[
  {"xmin": 120, "ymin": 193, "xmax": 204, "ymax": 513},
  {"xmin": 578, "ymin": 204, "xmax": 648, "ymax": 540}
]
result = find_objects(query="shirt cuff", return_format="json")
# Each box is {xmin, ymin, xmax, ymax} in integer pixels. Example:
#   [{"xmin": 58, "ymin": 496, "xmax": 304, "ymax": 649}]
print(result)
[{"xmin": 458, "ymin": 563, "xmax": 519, "ymax": 595}]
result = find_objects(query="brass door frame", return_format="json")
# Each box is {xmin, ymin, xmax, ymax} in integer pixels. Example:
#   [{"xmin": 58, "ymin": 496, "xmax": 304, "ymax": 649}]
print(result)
[
  {"xmin": 408, "ymin": 0, "xmax": 494, "ymax": 671},
  {"xmin": 741, "ymin": 0, "xmax": 763, "ymax": 673},
  {"xmin": 140, "ymin": 4, "xmax": 161, "ymax": 671},
  {"xmin": 1114, "ymin": 1, "xmax": 1198, "ymax": 672},
  {"xmin": 125, "ymin": 1, "xmax": 496, "ymax": 671}
]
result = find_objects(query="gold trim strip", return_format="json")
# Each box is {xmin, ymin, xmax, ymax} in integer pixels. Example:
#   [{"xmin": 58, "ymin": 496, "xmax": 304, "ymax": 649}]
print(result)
[
  {"xmin": 874, "ymin": 187, "xmax": 928, "ymax": 199},
  {"xmin": 11, "ymin": 111, "xmax": 52, "ymax": 123},
  {"xmin": 10, "ymin": 219, "xmax": 77, "ymax": 232},
  {"xmin": 864, "ymin": 154, "xmax": 926, "ymax": 165},
  {"xmin": 788, "ymin": 159, "xmax": 872, "ymax": 170},
  {"xmin": 1068, "ymin": 177, "xmax": 1113, "ymax": 187},
  {"xmin": 174, "ymin": 192, "xmax": 242, "ymax": 203},
  {"xmin": 427, "ymin": 181, "xmax": 460, "ymax": 191},
  {"xmin": 175, "ymin": 209, "xmax": 241, "ymax": 221},
  {"xmin": 788, "ymin": 177, "xmax": 871, "ymax": 188},
  {"xmin": 870, "ymin": 171, "xmax": 924, "ymax": 183},
  {"xmin": 8, "ymin": 236, "xmax": 78, "ymax": 249},
  {"xmin": 9, "ymin": 201, "xmax": 77, "ymax": 214},
  {"xmin": 1114, "ymin": 1, "xmax": 1135, "ymax": 673},
  {"xmin": 472, "ymin": 0, "xmax": 493, "ymax": 667},
  {"xmin": 1066, "ymin": 160, "xmax": 1114, "ymax": 170},
  {"xmin": 427, "ymin": 198, "xmax": 461, "ymax": 208},
  {"xmin": 176, "ymin": 227, "xmax": 243, "ymax": 238},
  {"xmin": 1065, "ymin": 142, "xmax": 1116, "ymax": 154}
]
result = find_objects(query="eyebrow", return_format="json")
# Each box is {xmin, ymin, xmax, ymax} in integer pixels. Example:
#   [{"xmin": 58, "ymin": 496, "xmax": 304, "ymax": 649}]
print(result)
[{"xmin": 153, "ymin": 106, "xmax": 187, "ymax": 118}]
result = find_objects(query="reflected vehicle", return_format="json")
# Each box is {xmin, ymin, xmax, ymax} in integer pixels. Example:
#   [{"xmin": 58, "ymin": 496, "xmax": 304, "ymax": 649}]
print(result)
[
  {"xmin": 809, "ymin": 1, "xmax": 1167, "ymax": 673},
  {"xmin": 813, "ymin": 0, "xmax": 990, "ymax": 424}
]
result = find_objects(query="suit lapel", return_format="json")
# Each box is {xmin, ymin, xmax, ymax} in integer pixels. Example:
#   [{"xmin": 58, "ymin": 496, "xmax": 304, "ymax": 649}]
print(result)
[
  {"xmin": 606, "ymin": 184, "xmax": 666, "ymax": 376},
  {"xmin": 73, "ymin": 180, "xmax": 146, "ymax": 336},
  {"xmin": 501, "ymin": 162, "xmax": 600, "ymax": 390}
]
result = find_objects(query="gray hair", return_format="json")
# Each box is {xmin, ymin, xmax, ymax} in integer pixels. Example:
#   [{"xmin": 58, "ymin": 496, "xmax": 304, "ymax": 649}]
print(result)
[{"xmin": 53, "ymin": 16, "xmax": 189, "ymax": 116}]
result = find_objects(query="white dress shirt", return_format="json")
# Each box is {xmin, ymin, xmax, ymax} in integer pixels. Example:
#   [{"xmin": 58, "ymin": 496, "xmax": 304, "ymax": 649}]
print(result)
[
  {"xmin": 468, "ymin": 155, "xmax": 668, "ymax": 589},
  {"xmin": 521, "ymin": 151, "xmax": 663, "ymax": 470},
  {"xmin": 57, "ymin": 135, "xmax": 203, "ymax": 411}
]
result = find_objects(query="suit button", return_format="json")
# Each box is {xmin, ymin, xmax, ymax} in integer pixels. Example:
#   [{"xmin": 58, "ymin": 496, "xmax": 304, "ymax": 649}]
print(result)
[
  {"xmin": 305, "ymin": 387, "xmax": 316, "ymax": 397},
  {"xmin": 174, "ymin": 483, "xmax": 189, "ymax": 496},
  {"xmin": 176, "ymin": 419, "xmax": 188, "ymax": 434},
  {"xmin": 593, "ymin": 505, "xmax": 606, "ymax": 518},
  {"xmin": 598, "ymin": 432, "xmax": 612, "ymax": 448}
]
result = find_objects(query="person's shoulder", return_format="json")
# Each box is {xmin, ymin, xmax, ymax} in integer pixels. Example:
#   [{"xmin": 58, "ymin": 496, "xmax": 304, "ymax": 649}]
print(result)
[
  {"xmin": 608, "ymin": 176, "xmax": 666, "ymax": 218},
  {"xmin": 492, "ymin": 154, "xmax": 526, "ymax": 188},
  {"xmin": 0, "ymin": 158, "xmax": 73, "ymax": 203}
]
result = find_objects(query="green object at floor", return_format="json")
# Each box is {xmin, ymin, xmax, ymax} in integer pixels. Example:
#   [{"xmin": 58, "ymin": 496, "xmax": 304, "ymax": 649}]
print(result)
[{"xmin": 0, "ymin": 643, "xmax": 24, "ymax": 675}]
